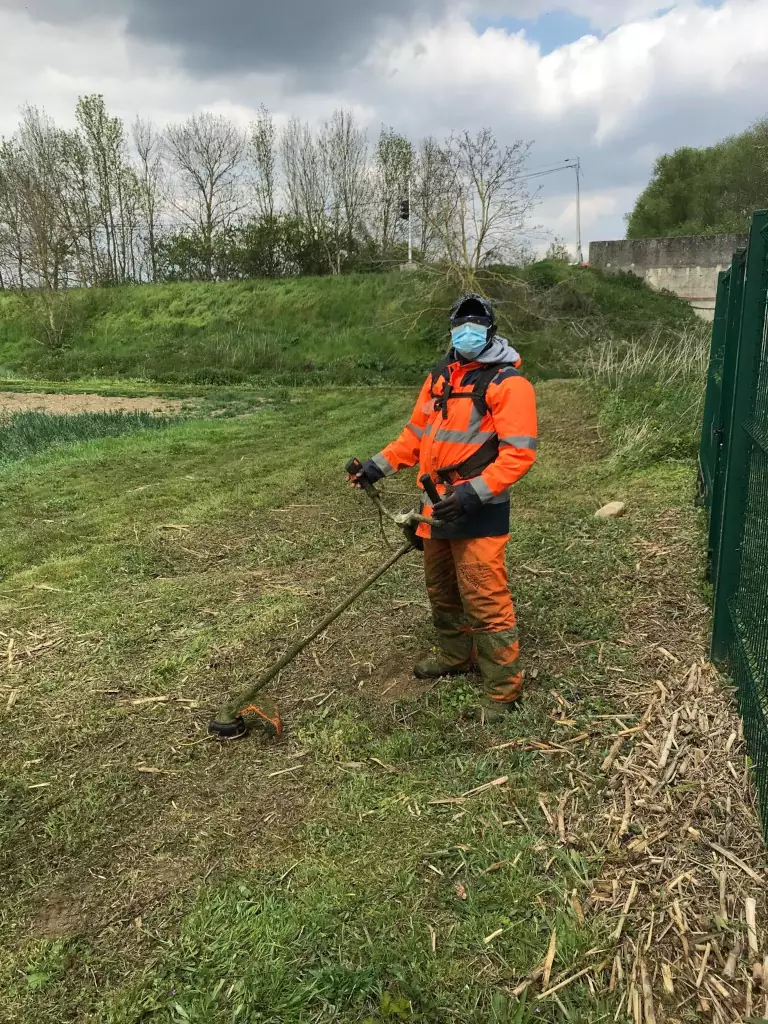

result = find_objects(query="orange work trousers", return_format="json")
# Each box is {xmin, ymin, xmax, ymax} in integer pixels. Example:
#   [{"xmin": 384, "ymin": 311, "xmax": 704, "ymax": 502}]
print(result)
[{"xmin": 423, "ymin": 535, "xmax": 523, "ymax": 703}]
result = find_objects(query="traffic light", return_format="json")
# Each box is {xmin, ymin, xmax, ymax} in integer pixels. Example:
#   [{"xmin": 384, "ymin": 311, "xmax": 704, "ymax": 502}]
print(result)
[{"xmin": 399, "ymin": 199, "xmax": 410, "ymax": 221}]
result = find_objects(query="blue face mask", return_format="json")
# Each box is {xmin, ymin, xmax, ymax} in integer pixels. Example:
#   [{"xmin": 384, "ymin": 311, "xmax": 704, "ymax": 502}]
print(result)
[{"xmin": 451, "ymin": 323, "xmax": 489, "ymax": 359}]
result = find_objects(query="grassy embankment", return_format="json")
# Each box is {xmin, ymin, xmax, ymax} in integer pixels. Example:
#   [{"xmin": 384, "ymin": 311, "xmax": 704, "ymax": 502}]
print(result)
[
  {"xmin": 0, "ymin": 262, "xmax": 697, "ymax": 388},
  {"xmin": 0, "ymin": 267, "xmax": 736, "ymax": 1022}
]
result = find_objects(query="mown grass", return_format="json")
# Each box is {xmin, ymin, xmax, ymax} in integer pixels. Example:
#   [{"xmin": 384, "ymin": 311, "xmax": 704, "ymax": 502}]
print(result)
[
  {"xmin": 0, "ymin": 264, "xmax": 697, "ymax": 387},
  {"xmin": 0, "ymin": 410, "xmax": 174, "ymax": 464},
  {"xmin": 0, "ymin": 379, "xmax": 705, "ymax": 1023}
]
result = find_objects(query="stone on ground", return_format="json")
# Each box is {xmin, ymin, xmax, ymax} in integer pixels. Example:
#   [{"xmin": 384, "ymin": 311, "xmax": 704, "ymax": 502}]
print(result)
[{"xmin": 595, "ymin": 501, "xmax": 627, "ymax": 519}]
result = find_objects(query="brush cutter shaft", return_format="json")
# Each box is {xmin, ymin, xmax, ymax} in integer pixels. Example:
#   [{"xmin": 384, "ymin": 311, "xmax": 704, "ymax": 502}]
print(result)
[
  {"xmin": 218, "ymin": 542, "xmax": 412, "ymax": 723},
  {"xmin": 213, "ymin": 466, "xmax": 434, "ymax": 732}
]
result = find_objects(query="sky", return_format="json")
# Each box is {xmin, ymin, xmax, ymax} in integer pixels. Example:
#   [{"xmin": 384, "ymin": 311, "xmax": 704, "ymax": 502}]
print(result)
[{"xmin": 1, "ymin": 0, "xmax": 767, "ymax": 256}]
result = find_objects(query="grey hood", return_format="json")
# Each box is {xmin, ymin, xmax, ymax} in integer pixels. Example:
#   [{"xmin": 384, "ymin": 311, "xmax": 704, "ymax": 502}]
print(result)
[{"xmin": 477, "ymin": 335, "xmax": 521, "ymax": 366}]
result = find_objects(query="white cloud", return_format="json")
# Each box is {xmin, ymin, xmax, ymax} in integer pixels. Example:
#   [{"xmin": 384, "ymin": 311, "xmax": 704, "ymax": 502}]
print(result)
[
  {"xmin": 355, "ymin": 0, "xmax": 768, "ymax": 244},
  {"xmin": 0, "ymin": 10, "xmax": 182, "ymax": 131},
  {"xmin": 1, "ymin": 0, "xmax": 766, "ymax": 254},
  {"xmin": 365, "ymin": 1, "xmax": 768, "ymax": 137},
  {"xmin": 533, "ymin": 185, "xmax": 640, "ymax": 257}
]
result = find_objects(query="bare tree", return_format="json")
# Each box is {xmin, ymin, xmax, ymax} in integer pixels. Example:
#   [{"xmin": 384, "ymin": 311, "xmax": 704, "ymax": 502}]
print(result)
[
  {"xmin": 375, "ymin": 127, "xmax": 413, "ymax": 258},
  {"xmin": 133, "ymin": 116, "xmax": 164, "ymax": 282},
  {"xmin": 58, "ymin": 129, "xmax": 97, "ymax": 286},
  {"xmin": 76, "ymin": 95, "xmax": 135, "ymax": 284},
  {"xmin": 280, "ymin": 117, "xmax": 303, "ymax": 222},
  {"xmin": 427, "ymin": 129, "xmax": 535, "ymax": 278},
  {"xmin": 11, "ymin": 106, "xmax": 75, "ymax": 289},
  {"xmin": 280, "ymin": 117, "xmax": 337, "ymax": 273},
  {"xmin": 0, "ymin": 139, "xmax": 27, "ymax": 288},
  {"xmin": 249, "ymin": 105, "xmax": 277, "ymax": 222},
  {"xmin": 280, "ymin": 111, "xmax": 371, "ymax": 274},
  {"xmin": 414, "ymin": 135, "xmax": 446, "ymax": 259},
  {"xmin": 321, "ymin": 109, "xmax": 370, "ymax": 258},
  {"xmin": 165, "ymin": 112, "xmax": 246, "ymax": 279}
]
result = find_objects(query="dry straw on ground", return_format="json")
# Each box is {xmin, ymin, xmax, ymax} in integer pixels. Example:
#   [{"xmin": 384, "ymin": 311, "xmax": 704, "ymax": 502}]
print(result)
[
  {"xmin": 507, "ymin": 504, "xmax": 766, "ymax": 1022},
  {"xmin": 595, "ymin": 659, "xmax": 764, "ymax": 1022},
  {"xmin": 508, "ymin": 658, "xmax": 765, "ymax": 1021}
]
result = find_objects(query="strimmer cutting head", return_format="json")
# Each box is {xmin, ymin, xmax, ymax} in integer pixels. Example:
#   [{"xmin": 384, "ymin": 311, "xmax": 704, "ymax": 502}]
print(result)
[{"xmin": 209, "ymin": 697, "xmax": 283, "ymax": 741}]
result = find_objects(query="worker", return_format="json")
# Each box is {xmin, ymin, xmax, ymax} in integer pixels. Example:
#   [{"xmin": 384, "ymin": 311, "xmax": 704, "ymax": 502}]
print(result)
[{"xmin": 348, "ymin": 294, "xmax": 538, "ymax": 722}]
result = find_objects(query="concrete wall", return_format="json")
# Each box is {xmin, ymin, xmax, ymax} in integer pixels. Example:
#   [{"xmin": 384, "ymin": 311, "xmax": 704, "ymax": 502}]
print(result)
[{"xmin": 589, "ymin": 234, "xmax": 748, "ymax": 320}]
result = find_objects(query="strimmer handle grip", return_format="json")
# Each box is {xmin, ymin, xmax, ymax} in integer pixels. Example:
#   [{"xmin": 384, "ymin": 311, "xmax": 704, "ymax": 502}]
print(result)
[
  {"xmin": 420, "ymin": 473, "xmax": 441, "ymax": 505},
  {"xmin": 347, "ymin": 457, "xmax": 379, "ymax": 498}
]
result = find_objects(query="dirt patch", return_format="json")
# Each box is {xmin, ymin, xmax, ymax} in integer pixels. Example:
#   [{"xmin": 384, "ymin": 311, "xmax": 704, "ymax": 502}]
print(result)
[
  {"xmin": 30, "ymin": 898, "xmax": 88, "ymax": 940},
  {"xmin": 0, "ymin": 391, "xmax": 187, "ymax": 417},
  {"xmin": 369, "ymin": 653, "xmax": 440, "ymax": 701}
]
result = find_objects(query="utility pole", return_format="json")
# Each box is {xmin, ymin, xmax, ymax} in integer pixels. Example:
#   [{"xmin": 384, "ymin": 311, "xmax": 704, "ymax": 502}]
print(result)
[
  {"xmin": 400, "ymin": 184, "xmax": 414, "ymax": 270},
  {"xmin": 407, "ymin": 179, "xmax": 413, "ymax": 266},
  {"xmin": 575, "ymin": 158, "xmax": 583, "ymax": 265},
  {"xmin": 520, "ymin": 157, "xmax": 584, "ymax": 264}
]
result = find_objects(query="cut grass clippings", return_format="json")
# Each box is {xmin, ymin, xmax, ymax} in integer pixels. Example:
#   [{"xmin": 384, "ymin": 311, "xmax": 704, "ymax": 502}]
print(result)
[{"xmin": 0, "ymin": 380, "xmax": 763, "ymax": 1023}]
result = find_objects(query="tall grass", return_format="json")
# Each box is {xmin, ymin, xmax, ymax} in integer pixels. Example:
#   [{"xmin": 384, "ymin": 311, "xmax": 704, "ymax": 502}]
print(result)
[
  {"xmin": 585, "ymin": 324, "xmax": 710, "ymax": 466},
  {"xmin": 0, "ymin": 410, "xmax": 173, "ymax": 465},
  {"xmin": 585, "ymin": 326, "xmax": 709, "ymax": 387}
]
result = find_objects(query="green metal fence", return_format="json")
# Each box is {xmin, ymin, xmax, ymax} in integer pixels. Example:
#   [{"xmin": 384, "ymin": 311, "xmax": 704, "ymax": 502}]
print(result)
[{"xmin": 699, "ymin": 210, "xmax": 768, "ymax": 829}]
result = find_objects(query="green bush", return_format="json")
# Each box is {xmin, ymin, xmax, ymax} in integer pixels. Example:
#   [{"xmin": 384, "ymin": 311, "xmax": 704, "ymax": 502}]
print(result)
[
  {"xmin": 546, "ymin": 279, "xmax": 595, "ymax": 315},
  {"xmin": 8, "ymin": 290, "xmax": 81, "ymax": 350},
  {"xmin": 523, "ymin": 259, "xmax": 566, "ymax": 291}
]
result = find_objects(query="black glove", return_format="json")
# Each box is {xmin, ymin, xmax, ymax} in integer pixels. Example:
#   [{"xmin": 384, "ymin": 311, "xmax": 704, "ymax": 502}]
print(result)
[
  {"xmin": 348, "ymin": 459, "xmax": 385, "ymax": 489},
  {"xmin": 432, "ymin": 484, "xmax": 484, "ymax": 522}
]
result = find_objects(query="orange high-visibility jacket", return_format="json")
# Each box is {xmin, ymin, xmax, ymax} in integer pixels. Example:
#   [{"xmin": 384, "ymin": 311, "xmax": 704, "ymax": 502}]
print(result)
[{"xmin": 372, "ymin": 336, "xmax": 538, "ymax": 540}]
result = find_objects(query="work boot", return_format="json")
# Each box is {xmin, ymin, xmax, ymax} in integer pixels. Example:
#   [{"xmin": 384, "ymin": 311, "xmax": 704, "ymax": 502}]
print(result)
[
  {"xmin": 413, "ymin": 656, "xmax": 472, "ymax": 681},
  {"xmin": 463, "ymin": 697, "xmax": 522, "ymax": 725}
]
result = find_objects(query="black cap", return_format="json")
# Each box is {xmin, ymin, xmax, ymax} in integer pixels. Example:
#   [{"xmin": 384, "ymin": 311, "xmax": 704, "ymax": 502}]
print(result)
[{"xmin": 449, "ymin": 293, "xmax": 496, "ymax": 327}]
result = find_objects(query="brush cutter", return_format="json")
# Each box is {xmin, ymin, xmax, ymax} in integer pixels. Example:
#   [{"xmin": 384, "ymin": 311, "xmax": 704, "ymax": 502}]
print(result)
[{"xmin": 208, "ymin": 459, "xmax": 440, "ymax": 740}]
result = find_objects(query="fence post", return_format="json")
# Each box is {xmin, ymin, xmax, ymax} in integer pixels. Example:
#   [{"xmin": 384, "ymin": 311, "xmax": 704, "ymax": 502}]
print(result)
[
  {"xmin": 707, "ymin": 253, "xmax": 745, "ymax": 583},
  {"xmin": 711, "ymin": 212, "xmax": 768, "ymax": 667},
  {"xmin": 698, "ymin": 270, "xmax": 729, "ymax": 512}
]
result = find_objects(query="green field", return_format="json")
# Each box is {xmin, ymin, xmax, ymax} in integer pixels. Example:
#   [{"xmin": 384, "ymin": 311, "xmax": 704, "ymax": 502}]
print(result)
[
  {"xmin": 0, "ymin": 270, "xmax": 733, "ymax": 1022},
  {"xmin": 0, "ymin": 384, "xmax": 706, "ymax": 1022}
]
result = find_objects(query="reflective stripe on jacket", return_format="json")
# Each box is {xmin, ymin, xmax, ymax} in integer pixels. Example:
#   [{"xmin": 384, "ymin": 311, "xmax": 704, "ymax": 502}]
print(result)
[{"xmin": 372, "ymin": 349, "xmax": 538, "ymax": 540}]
